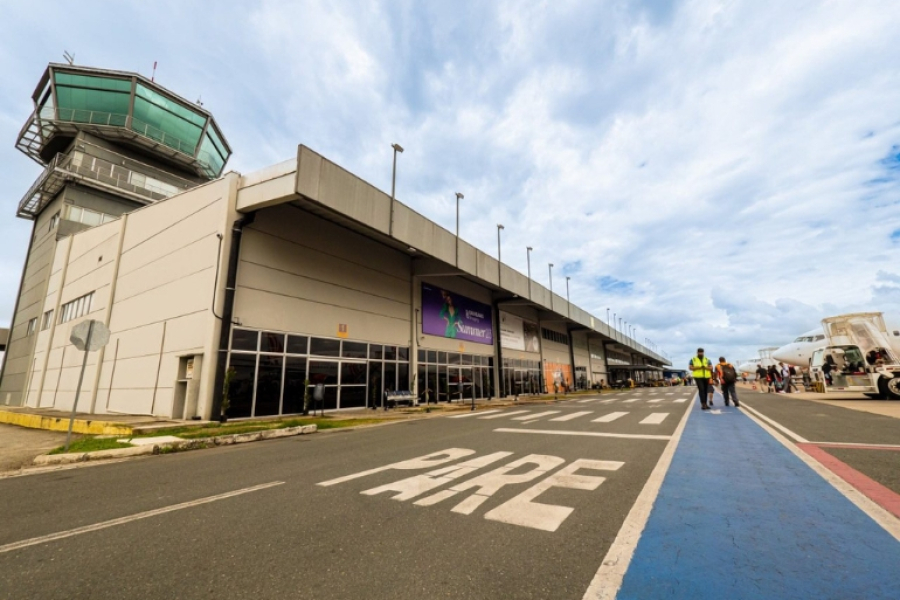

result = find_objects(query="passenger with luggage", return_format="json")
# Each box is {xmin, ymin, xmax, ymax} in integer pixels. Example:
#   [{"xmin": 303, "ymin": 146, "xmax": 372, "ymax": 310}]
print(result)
[{"xmin": 715, "ymin": 357, "xmax": 741, "ymax": 407}]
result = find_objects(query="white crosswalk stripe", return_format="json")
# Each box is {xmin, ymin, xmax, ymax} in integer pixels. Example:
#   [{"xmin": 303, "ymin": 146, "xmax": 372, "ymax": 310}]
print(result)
[
  {"xmin": 578, "ymin": 398, "xmax": 599, "ymax": 404},
  {"xmin": 512, "ymin": 410, "xmax": 560, "ymax": 421},
  {"xmin": 592, "ymin": 411, "xmax": 629, "ymax": 423},
  {"xmin": 480, "ymin": 410, "xmax": 529, "ymax": 420},
  {"xmin": 640, "ymin": 413, "xmax": 669, "ymax": 425},
  {"xmin": 648, "ymin": 399, "xmax": 662, "ymax": 403},
  {"xmin": 674, "ymin": 398, "xmax": 689, "ymax": 403},
  {"xmin": 623, "ymin": 398, "xmax": 639, "ymax": 403},
  {"xmin": 549, "ymin": 411, "xmax": 593, "ymax": 422},
  {"xmin": 450, "ymin": 409, "xmax": 500, "ymax": 418}
]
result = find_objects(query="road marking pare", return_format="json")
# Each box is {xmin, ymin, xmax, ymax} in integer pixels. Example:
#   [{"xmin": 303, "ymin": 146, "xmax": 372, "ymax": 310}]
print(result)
[{"xmin": 317, "ymin": 448, "xmax": 623, "ymax": 532}]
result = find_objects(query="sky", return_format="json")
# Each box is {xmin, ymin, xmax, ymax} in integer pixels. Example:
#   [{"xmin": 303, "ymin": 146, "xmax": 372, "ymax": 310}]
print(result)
[{"xmin": 1, "ymin": 0, "xmax": 899, "ymax": 369}]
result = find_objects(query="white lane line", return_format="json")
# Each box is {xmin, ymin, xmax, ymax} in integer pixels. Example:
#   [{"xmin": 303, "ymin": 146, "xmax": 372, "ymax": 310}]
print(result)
[
  {"xmin": 592, "ymin": 412, "xmax": 629, "ymax": 423},
  {"xmin": 450, "ymin": 409, "xmax": 500, "ymax": 419},
  {"xmin": 480, "ymin": 410, "xmax": 530, "ymax": 420},
  {"xmin": 741, "ymin": 406, "xmax": 900, "ymax": 543},
  {"xmin": 494, "ymin": 429, "xmax": 671, "ymax": 441},
  {"xmin": 0, "ymin": 482, "xmax": 285, "ymax": 555},
  {"xmin": 640, "ymin": 413, "xmax": 669, "ymax": 425},
  {"xmin": 512, "ymin": 410, "xmax": 560, "ymax": 421},
  {"xmin": 674, "ymin": 398, "xmax": 688, "ymax": 403},
  {"xmin": 741, "ymin": 403, "xmax": 809, "ymax": 443},
  {"xmin": 623, "ymin": 399, "xmax": 639, "ymax": 404},
  {"xmin": 647, "ymin": 399, "xmax": 662, "ymax": 404},
  {"xmin": 581, "ymin": 396, "xmax": 694, "ymax": 600},
  {"xmin": 808, "ymin": 441, "xmax": 900, "ymax": 449},
  {"xmin": 550, "ymin": 411, "xmax": 593, "ymax": 422},
  {"xmin": 600, "ymin": 398, "xmax": 617, "ymax": 404},
  {"xmin": 665, "ymin": 392, "xmax": 675, "ymax": 395}
]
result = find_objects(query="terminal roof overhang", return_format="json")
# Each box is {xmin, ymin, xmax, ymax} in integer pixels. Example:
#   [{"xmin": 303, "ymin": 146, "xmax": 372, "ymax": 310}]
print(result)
[{"xmin": 235, "ymin": 145, "xmax": 670, "ymax": 367}]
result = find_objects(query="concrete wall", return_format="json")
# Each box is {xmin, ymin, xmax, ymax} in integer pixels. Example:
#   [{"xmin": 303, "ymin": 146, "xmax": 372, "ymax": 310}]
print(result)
[
  {"xmin": 19, "ymin": 176, "xmax": 236, "ymax": 417},
  {"xmin": 234, "ymin": 203, "xmax": 412, "ymax": 347}
]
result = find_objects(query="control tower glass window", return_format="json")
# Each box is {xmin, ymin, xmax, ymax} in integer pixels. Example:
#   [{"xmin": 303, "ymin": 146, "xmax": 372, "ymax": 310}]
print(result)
[
  {"xmin": 133, "ymin": 84, "xmax": 205, "ymax": 154},
  {"xmin": 198, "ymin": 123, "xmax": 228, "ymax": 178},
  {"xmin": 54, "ymin": 73, "xmax": 131, "ymax": 126}
]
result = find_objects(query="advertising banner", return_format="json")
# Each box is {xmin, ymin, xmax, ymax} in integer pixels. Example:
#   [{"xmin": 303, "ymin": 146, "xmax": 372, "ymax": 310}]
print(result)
[
  {"xmin": 499, "ymin": 312, "xmax": 541, "ymax": 353},
  {"xmin": 422, "ymin": 283, "xmax": 493, "ymax": 345}
]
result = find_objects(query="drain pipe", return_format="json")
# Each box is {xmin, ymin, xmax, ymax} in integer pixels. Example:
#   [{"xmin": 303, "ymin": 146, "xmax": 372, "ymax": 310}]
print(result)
[{"xmin": 211, "ymin": 213, "xmax": 255, "ymax": 417}]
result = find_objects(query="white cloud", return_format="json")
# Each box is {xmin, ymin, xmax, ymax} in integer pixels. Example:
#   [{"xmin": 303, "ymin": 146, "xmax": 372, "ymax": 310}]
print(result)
[{"xmin": 0, "ymin": 0, "xmax": 899, "ymax": 368}]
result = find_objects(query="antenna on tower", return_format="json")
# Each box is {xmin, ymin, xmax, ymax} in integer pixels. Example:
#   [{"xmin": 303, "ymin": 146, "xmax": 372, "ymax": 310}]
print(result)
[
  {"xmin": 151, "ymin": 61, "xmax": 157, "ymax": 82},
  {"xmin": 62, "ymin": 51, "xmax": 75, "ymax": 65},
  {"xmin": 195, "ymin": 95, "xmax": 204, "ymax": 107}
]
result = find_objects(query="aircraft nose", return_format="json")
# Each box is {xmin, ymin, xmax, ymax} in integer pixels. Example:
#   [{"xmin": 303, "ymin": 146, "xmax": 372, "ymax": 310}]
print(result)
[{"xmin": 772, "ymin": 345, "xmax": 793, "ymax": 363}]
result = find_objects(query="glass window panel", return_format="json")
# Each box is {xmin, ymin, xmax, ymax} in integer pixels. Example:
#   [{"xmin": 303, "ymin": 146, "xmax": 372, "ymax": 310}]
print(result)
[
  {"xmin": 81, "ymin": 209, "xmax": 102, "ymax": 227},
  {"xmin": 342, "ymin": 341, "xmax": 368, "ymax": 359},
  {"xmin": 438, "ymin": 352, "xmax": 447, "ymax": 364},
  {"xmin": 308, "ymin": 385, "xmax": 338, "ymax": 411},
  {"xmin": 370, "ymin": 345, "xmax": 384, "ymax": 360},
  {"xmin": 384, "ymin": 363, "xmax": 397, "ymax": 392},
  {"xmin": 427, "ymin": 351, "xmax": 438, "ymax": 364},
  {"xmin": 448, "ymin": 353, "xmax": 461, "ymax": 365},
  {"xmin": 231, "ymin": 329, "xmax": 259, "ymax": 352},
  {"xmin": 207, "ymin": 123, "xmax": 229, "ymax": 156},
  {"xmin": 341, "ymin": 362, "xmax": 368, "ymax": 385},
  {"xmin": 308, "ymin": 361, "xmax": 339, "ymax": 385},
  {"xmin": 55, "ymin": 73, "xmax": 132, "ymax": 92},
  {"xmin": 398, "ymin": 347, "xmax": 409, "ymax": 361},
  {"xmin": 437, "ymin": 366, "xmax": 449, "ymax": 402},
  {"xmin": 339, "ymin": 386, "xmax": 367, "ymax": 409},
  {"xmin": 417, "ymin": 365, "xmax": 426, "ymax": 402},
  {"xmin": 261, "ymin": 331, "xmax": 285, "ymax": 354},
  {"xmin": 417, "ymin": 349, "xmax": 426, "ymax": 363},
  {"xmin": 226, "ymin": 353, "xmax": 256, "ymax": 419},
  {"xmin": 426, "ymin": 365, "xmax": 437, "ymax": 401},
  {"xmin": 282, "ymin": 357, "xmax": 308, "ymax": 415},
  {"xmin": 461, "ymin": 354, "xmax": 473, "ymax": 365},
  {"xmin": 383, "ymin": 346, "xmax": 397, "ymax": 361},
  {"xmin": 310, "ymin": 338, "xmax": 341, "ymax": 357},
  {"xmin": 135, "ymin": 84, "xmax": 206, "ymax": 126},
  {"xmin": 254, "ymin": 355, "xmax": 283, "ymax": 417},
  {"xmin": 368, "ymin": 361, "xmax": 382, "ymax": 409},
  {"xmin": 286, "ymin": 335, "xmax": 308, "ymax": 355},
  {"xmin": 398, "ymin": 363, "xmax": 409, "ymax": 391},
  {"xmin": 198, "ymin": 133, "xmax": 226, "ymax": 177}
]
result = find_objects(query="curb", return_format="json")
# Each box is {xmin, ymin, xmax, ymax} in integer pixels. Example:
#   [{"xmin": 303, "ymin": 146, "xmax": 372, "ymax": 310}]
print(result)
[
  {"xmin": 0, "ymin": 410, "xmax": 133, "ymax": 436},
  {"xmin": 33, "ymin": 424, "xmax": 317, "ymax": 466}
]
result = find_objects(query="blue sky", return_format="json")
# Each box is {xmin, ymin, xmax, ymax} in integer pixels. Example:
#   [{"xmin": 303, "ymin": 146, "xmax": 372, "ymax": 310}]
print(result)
[{"xmin": 1, "ymin": 0, "xmax": 899, "ymax": 368}]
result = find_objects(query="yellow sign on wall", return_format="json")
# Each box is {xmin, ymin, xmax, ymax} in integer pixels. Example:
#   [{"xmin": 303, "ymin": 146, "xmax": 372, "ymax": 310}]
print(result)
[{"xmin": 337, "ymin": 324, "xmax": 349, "ymax": 339}]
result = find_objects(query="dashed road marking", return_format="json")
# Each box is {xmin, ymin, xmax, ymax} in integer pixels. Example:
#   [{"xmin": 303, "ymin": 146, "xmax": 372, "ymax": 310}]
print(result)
[
  {"xmin": 623, "ymin": 399, "xmax": 639, "ymax": 404},
  {"xmin": 648, "ymin": 399, "xmax": 662, "ymax": 404},
  {"xmin": 674, "ymin": 398, "xmax": 688, "ymax": 403},
  {"xmin": 593, "ymin": 412, "xmax": 629, "ymax": 423},
  {"xmin": 550, "ymin": 411, "xmax": 593, "ymax": 422},
  {"xmin": 640, "ymin": 413, "xmax": 670, "ymax": 425},
  {"xmin": 495, "ymin": 428, "xmax": 671, "ymax": 441}
]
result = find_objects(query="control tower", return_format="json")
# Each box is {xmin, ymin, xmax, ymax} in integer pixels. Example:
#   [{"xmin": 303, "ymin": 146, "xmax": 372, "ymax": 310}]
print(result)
[{"xmin": 0, "ymin": 63, "xmax": 231, "ymax": 406}]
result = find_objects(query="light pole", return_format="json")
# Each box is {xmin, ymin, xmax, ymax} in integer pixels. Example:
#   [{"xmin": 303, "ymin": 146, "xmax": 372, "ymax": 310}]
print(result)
[
  {"xmin": 565, "ymin": 276, "xmax": 571, "ymax": 317},
  {"xmin": 526, "ymin": 247, "xmax": 533, "ymax": 298},
  {"xmin": 613, "ymin": 312, "xmax": 617, "ymax": 341},
  {"xmin": 389, "ymin": 143, "xmax": 404, "ymax": 235},
  {"xmin": 496, "ymin": 224, "xmax": 504, "ymax": 285},
  {"xmin": 455, "ymin": 192, "xmax": 464, "ymax": 264}
]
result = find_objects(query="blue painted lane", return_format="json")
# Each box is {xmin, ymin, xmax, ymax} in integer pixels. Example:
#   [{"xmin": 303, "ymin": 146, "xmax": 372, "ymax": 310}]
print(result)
[{"xmin": 616, "ymin": 403, "xmax": 900, "ymax": 600}]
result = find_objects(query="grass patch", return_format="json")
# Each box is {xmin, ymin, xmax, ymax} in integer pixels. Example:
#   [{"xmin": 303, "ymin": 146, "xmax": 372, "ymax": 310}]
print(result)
[
  {"xmin": 135, "ymin": 417, "xmax": 386, "ymax": 440},
  {"xmin": 49, "ymin": 437, "xmax": 132, "ymax": 455}
]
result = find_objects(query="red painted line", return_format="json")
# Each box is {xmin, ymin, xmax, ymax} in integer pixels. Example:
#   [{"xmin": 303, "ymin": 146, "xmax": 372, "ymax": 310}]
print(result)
[
  {"xmin": 797, "ymin": 443, "xmax": 900, "ymax": 520},
  {"xmin": 813, "ymin": 443, "xmax": 900, "ymax": 452}
]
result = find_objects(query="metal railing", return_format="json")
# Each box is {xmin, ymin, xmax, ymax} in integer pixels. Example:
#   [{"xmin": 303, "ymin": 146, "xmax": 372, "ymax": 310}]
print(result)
[{"xmin": 18, "ymin": 149, "xmax": 194, "ymax": 218}]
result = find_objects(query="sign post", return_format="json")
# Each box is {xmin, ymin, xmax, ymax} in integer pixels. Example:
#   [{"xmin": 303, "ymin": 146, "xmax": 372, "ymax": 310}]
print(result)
[{"xmin": 65, "ymin": 319, "xmax": 111, "ymax": 452}]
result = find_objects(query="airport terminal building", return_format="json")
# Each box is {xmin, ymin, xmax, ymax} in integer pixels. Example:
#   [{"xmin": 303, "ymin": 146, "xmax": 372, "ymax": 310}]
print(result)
[{"xmin": 0, "ymin": 64, "xmax": 668, "ymax": 420}]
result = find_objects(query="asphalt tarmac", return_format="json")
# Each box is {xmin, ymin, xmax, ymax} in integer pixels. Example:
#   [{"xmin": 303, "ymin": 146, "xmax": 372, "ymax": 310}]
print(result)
[{"xmin": 0, "ymin": 386, "xmax": 897, "ymax": 599}]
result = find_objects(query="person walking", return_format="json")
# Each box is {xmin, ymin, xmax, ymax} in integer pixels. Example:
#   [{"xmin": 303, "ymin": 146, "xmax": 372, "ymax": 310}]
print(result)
[
  {"xmin": 780, "ymin": 362, "xmax": 793, "ymax": 394},
  {"xmin": 768, "ymin": 364, "xmax": 782, "ymax": 393},
  {"xmin": 755, "ymin": 364, "xmax": 768, "ymax": 393},
  {"xmin": 689, "ymin": 348, "xmax": 714, "ymax": 410},
  {"xmin": 715, "ymin": 357, "xmax": 741, "ymax": 407}
]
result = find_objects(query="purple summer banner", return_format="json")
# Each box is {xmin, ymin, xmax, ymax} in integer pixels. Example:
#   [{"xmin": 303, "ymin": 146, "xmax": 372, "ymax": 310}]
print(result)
[{"xmin": 421, "ymin": 283, "xmax": 494, "ymax": 345}]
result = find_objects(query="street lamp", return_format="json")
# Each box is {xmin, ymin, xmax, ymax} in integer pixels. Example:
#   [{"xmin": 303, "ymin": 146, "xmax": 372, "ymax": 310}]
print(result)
[
  {"xmin": 548, "ymin": 264, "xmax": 554, "ymax": 311},
  {"xmin": 526, "ymin": 247, "xmax": 533, "ymax": 298},
  {"xmin": 565, "ymin": 276, "xmax": 571, "ymax": 317},
  {"xmin": 389, "ymin": 143, "xmax": 404, "ymax": 235},
  {"xmin": 455, "ymin": 192, "xmax": 464, "ymax": 264},
  {"xmin": 496, "ymin": 224, "xmax": 504, "ymax": 285}
]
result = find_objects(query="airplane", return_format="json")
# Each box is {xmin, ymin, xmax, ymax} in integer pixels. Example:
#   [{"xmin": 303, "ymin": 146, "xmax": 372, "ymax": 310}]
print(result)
[
  {"xmin": 772, "ymin": 314, "xmax": 900, "ymax": 368},
  {"xmin": 737, "ymin": 347, "xmax": 780, "ymax": 376}
]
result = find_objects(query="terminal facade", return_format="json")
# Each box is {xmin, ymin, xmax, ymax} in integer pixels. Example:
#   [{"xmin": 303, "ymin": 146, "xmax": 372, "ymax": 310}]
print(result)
[{"xmin": 0, "ymin": 64, "xmax": 668, "ymax": 420}]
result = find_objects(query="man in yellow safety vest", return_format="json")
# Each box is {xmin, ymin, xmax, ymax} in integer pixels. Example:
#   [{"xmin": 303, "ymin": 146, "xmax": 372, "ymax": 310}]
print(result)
[{"xmin": 689, "ymin": 347, "xmax": 714, "ymax": 410}]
